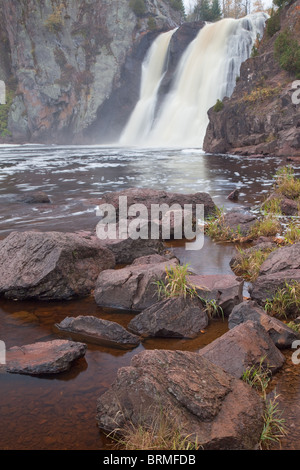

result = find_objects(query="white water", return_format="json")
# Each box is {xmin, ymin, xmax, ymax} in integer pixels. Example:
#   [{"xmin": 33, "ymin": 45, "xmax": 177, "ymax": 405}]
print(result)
[
  {"xmin": 120, "ymin": 13, "xmax": 268, "ymax": 149},
  {"xmin": 119, "ymin": 29, "xmax": 176, "ymax": 146}
]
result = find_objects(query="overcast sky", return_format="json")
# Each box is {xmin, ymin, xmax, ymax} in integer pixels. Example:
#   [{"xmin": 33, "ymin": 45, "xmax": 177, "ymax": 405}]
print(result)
[{"xmin": 182, "ymin": 0, "xmax": 273, "ymax": 14}]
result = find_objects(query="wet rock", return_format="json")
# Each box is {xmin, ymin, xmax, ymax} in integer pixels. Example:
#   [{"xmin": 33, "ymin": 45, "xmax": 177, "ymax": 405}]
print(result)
[
  {"xmin": 95, "ymin": 188, "xmax": 217, "ymax": 220},
  {"xmin": 96, "ymin": 349, "xmax": 264, "ymax": 450},
  {"xmin": 5, "ymin": 340, "xmax": 86, "ymax": 375},
  {"xmin": 222, "ymin": 210, "xmax": 257, "ymax": 237},
  {"xmin": 200, "ymin": 320, "xmax": 285, "ymax": 377},
  {"xmin": 0, "ymin": 231, "xmax": 115, "ymax": 300},
  {"xmin": 258, "ymin": 243, "xmax": 300, "ymax": 275},
  {"xmin": 55, "ymin": 316, "xmax": 140, "ymax": 349},
  {"xmin": 250, "ymin": 269, "xmax": 300, "ymax": 306},
  {"xmin": 16, "ymin": 191, "xmax": 51, "ymax": 204},
  {"xmin": 227, "ymin": 189, "xmax": 239, "ymax": 201},
  {"xmin": 228, "ymin": 300, "xmax": 300, "ymax": 349},
  {"xmin": 94, "ymin": 256, "xmax": 178, "ymax": 312},
  {"xmin": 128, "ymin": 296, "xmax": 208, "ymax": 338},
  {"xmin": 230, "ymin": 241, "xmax": 277, "ymax": 269},
  {"xmin": 262, "ymin": 192, "xmax": 298, "ymax": 216},
  {"xmin": 189, "ymin": 274, "xmax": 243, "ymax": 316}
]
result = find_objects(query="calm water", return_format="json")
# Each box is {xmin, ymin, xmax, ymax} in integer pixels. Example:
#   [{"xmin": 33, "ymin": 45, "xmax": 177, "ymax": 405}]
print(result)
[{"xmin": 0, "ymin": 145, "xmax": 299, "ymax": 450}]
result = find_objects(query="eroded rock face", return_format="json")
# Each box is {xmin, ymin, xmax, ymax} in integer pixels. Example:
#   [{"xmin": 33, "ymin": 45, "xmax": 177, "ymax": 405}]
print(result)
[
  {"xmin": 5, "ymin": 340, "xmax": 86, "ymax": 375},
  {"xmin": 96, "ymin": 349, "xmax": 264, "ymax": 450},
  {"xmin": 203, "ymin": 1, "xmax": 300, "ymax": 157},
  {"xmin": 94, "ymin": 256, "xmax": 178, "ymax": 311},
  {"xmin": 128, "ymin": 295, "xmax": 208, "ymax": 338},
  {"xmin": 200, "ymin": 320, "xmax": 285, "ymax": 377},
  {"xmin": 2, "ymin": 0, "xmax": 182, "ymax": 143},
  {"xmin": 0, "ymin": 231, "xmax": 115, "ymax": 300},
  {"xmin": 228, "ymin": 300, "xmax": 300, "ymax": 349},
  {"xmin": 55, "ymin": 316, "xmax": 140, "ymax": 349}
]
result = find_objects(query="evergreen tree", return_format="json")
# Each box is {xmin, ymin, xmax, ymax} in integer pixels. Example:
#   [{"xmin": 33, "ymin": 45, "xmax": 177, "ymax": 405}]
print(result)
[{"xmin": 211, "ymin": 0, "xmax": 222, "ymax": 20}]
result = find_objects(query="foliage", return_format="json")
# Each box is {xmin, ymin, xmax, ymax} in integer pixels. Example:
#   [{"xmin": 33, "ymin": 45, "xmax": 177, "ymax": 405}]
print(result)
[
  {"xmin": 266, "ymin": 9, "xmax": 280, "ymax": 38},
  {"xmin": 129, "ymin": 0, "xmax": 146, "ymax": 17},
  {"xmin": 147, "ymin": 17, "xmax": 157, "ymax": 31},
  {"xmin": 168, "ymin": 0, "xmax": 185, "ymax": 13},
  {"xmin": 155, "ymin": 264, "xmax": 197, "ymax": 299},
  {"xmin": 45, "ymin": 7, "xmax": 64, "ymax": 33},
  {"xmin": 286, "ymin": 320, "xmax": 300, "ymax": 332},
  {"xmin": 251, "ymin": 34, "xmax": 261, "ymax": 58},
  {"xmin": 260, "ymin": 394, "xmax": 288, "ymax": 449},
  {"xmin": 200, "ymin": 298, "xmax": 224, "ymax": 321},
  {"xmin": 265, "ymin": 280, "xmax": 300, "ymax": 319},
  {"xmin": 249, "ymin": 215, "xmax": 281, "ymax": 238},
  {"xmin": 261, "ymin": 197, "xmax": 282, "ymax": 216},
  {"xmin": 274, "ymin": 29, "xmax": 300, "ymax": 79},
  {"xmin": 242, "ymin": 86, "xmax": 281, "ymax": 104},
  {"xmin": 284, "ymin": 221, "xmax": 300, "ymax": 244},
  {"xmin": 242, "ymin": 357, "xmax": 271, "ymax": 398},
  {"xmin": 110, "ymin": 408, "xmax": 201, "ymax": 450},
  {"xmin": 191, "ymin": 0, "xmax": 222, "ymax": 22},
  {"xmin": 231, "ymin": 247, "xmax": 276, "ymax": 282},
  {"xmin": 213, "ymin": 98, "xmax": 224, "ymax": 112},
  {"xmin": 273, "ymin": 0, "xmax": 293, "ymax": 7},
  {"xmin": 274, "ymin": 166, "xmax": 300, "ymax": 200}
]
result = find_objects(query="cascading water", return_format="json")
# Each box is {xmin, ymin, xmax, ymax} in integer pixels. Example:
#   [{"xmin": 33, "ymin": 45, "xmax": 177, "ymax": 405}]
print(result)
[
  {"xmin": 120, "ymin": 12, "xmax": 268, "ymax": 149},
  {"xmin": 119, "ymin": 28, "xmax": 177, "ymax": 146}
]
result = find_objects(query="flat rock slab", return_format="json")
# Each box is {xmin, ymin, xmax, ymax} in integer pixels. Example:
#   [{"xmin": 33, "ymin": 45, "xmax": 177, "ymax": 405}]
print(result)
[
  {"xmin": 5, "ymin": 340, "xmax": 87, "ymax": 375},
  {"xmin": 128, "ymin": 296, "xmax": 208, "ymax": 338},
  {"xmin": 229, "ymin": 300, "xmax": 300, "ymax": 349},
  {"xmin": 94, "ymin": 256, "xmax": 178, "ymax": 312},
  {"xmin": 189, "ymin": 274, "xmax": 243, "ymax": 316},
  {"xmin": 0, "ymin": 231, "xmax": 115, "ymax": 300},
  {"xmin": 200, "ymin": 320, "xmax": 285, "ymax": 378},
  {"xmin": 97, "ymin": 349, "xmax": 264, "ymax": 450},
  {"xmin": 55, "ymin": 316, "xmax": 140, "ymax": 349}
]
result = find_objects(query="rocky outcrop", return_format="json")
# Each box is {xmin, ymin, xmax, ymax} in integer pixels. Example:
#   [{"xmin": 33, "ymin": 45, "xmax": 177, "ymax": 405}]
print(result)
[
  {"xmin": 0, "ymin": 231, "xmax": 115, "ymax": 300},
  {"xmin": 55, "ymin": 316, "xmax": 140, "ymax": 349},
  {"xmin": 5, "ymin": 340, "xmax": 86, "ymax": 375},
  {"xmin": 96, "ymin": 349, "xmax": 264, "ymax": 450},
  {"xmin": 203, "ymin": 1, "xmax": 300, "ymax": 157},
  {"xmin": 228, "ymin": 300, "xmax": 300, "ymax": 349},
  {"xmin": 189, "ymin": 274, "xmax": 243, "ymax": 316},
  {"xmin": 128, "ymin": 295, "xmax": 208, "ymax": 338},
  {"xmin": 250, "ymin": 243, "xmax": 300, "ymax": 305},
  {"xmin": 200, "ymin": 320, "xmax": 285, "ymax": 377},
  {"xmin": 1, "ymin": 0, "xmax": 183, "ymax": 143},
  {"xmin": 94, "ymin": 255, "xmax": 178, "ymax": 311}
]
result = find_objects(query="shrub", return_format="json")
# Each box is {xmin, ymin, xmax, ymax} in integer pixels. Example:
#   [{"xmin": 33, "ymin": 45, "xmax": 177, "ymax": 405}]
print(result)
[
  {"xmin": 266, "ymin": 10, "xmax": 280, "ymax": 38},
  {"xmin": 213, "ymin": 99, "xmax": 224, "ymax": 112},
  {"xmin": 147, "ymin": 17, "xmax": 157, "ymax": 31},
  {"xmin": 274, "ymin": 29, "xmax": 300, "ymax": 78},
  {"xmin": 129, "ymin": 0, "xmax": 146, "ymax": 17}
]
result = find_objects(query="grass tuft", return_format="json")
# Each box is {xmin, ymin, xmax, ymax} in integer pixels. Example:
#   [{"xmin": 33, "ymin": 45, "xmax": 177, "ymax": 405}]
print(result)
[
  {"xmin": 264, "ymin": 280, "xmax": 300, "ymax": 319},
  {"xmin": 155, "ymin": 264, "xmax": 197, "ymax": 299}
]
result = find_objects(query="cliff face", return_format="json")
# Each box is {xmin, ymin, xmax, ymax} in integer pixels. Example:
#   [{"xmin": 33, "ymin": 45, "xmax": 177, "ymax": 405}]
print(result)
[
  {"xmin": 203, "ymin": 1, "xmax": 300, "ymax": 157},
  {"xmin": 0, "ymin": 0, "xmax": 183, "ymax": 143}
]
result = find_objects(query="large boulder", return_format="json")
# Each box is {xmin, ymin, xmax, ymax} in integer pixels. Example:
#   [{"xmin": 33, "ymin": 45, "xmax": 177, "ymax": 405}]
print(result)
[
  {"xmin": 250, "ymin": 269, "xmax": 300, "ymax": 306},
  {"xmin": 0, "ymin": 231, "xmax": 115, "ymax": 300},
  {"xmin": 95, "ymin": 188, "xmax": 217, "ymax": 219},
  {"xmin": 189, "ymin": 274, "xmax": 243, "ymax": 316},
  {"xmin": 99, "ymin": 234, "xmax": 164, "ymax": 265},
  {"xmin": 228, "ymin": 300, "xmax": 300, "ymax": 349},
  {"xmin": 128, "ymin": 296, "xmax": 208, "ymax": 338},
  {"xmin": 200, "ymin": 320, "xmax": 285, "ymax": 378},
  {"xmin": 96, "ymin": 349, "xmax": 264, "ymax": 450},
  {"xmin": 222, "ymin": 210, "xmax": 257, "ymax": 237},
  {"xmin": 4, "ymin": 340, "xmax": 86, "ymax": 375},
  {"xmin": 258, "ymin": 243, "xmax": 300, "ymax": 275},
  {"xmin": 55, "ymin": 316, "xmax": 140, "ymax": 349},
  {"xmin": 94, "ymin": 256, "xmax": 178, "ymax": 311}
]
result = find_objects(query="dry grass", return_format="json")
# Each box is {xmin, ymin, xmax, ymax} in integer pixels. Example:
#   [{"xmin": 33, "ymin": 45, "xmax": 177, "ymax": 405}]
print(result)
[{"xmin": 231, "ymin": 247, "xmax": 276, "ymax": 282}]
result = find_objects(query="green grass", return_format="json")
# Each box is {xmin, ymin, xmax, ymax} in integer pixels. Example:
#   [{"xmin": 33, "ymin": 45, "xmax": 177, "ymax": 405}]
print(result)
[
  {"xmin": 284, "ymin": 221, "xmax": 300, "ymax": 244},
  {"xmin": 204, "ymin": 207, "xmax": 244, "ymax": 242},
  {"xmin": 260, "ymin": 394, "xmax": 287, "ymax": 450},
  {"xmin": 261, "ymin": 197, "xmax": 283, "ymax": 216},
  {"xmin": 213, "ymin": 99, "xmax": 224, "ymax": 112},
  {"xmin": 264, "ymin": 280, "xmax": 300, "ymax": 319},
  {"xmin": 231, "ymin": 247, "xmax": 276, "ymax": 282},
  {"xmin": 155, "ymin": 264, "xmax": 197, "ymax": 299},
  {"xmin": 249, "ymin": 216, "xmax": 281, "ymax": 239},
  {"xmin": 275, "ymin": 166, "xmax": 300, "ymax": 200},
  {"xmin": 286, "ymin": 320, "xmax": 300, "ymax": 333},
  {"xmin": 241, "ymin": 357, "xmax": 271, "ymax": 398}
]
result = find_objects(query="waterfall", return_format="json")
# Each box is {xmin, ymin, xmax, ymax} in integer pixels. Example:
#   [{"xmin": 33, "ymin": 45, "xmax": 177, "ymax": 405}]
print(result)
[
  {"xmin": 119, "ymin": 28, "xmax": 177, "ymax": 146},
  {"xmin": 120, "ymin": 12, "xmax": 268, "ymax": 149}
]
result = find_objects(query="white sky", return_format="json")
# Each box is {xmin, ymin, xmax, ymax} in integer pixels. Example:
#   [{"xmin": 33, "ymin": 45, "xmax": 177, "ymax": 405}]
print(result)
[{"xmin": 183, "ymin": 0, "xmax": 273, "ymax": 14}]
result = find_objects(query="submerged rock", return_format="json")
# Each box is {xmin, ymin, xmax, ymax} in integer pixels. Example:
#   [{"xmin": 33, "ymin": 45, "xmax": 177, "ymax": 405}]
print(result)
[
  {"xmin": 15, "ymin": 191, "xmax": 51, "ymax": 204},
  {"xmin": 228, "ymin": 300, "xmax": 300, "ymax": 349},
  {"xmin": 0, "ymin": 231, "xmax": 115, "ymax": 300},
  {"xmin": 128, "ymin": 295, "xmax": 208, "ymax": 338},
  {"xmin": 55, "ymin": 316, "xmax": 140, "ymax": 349},
  {"xmin": 96, "ymin": 349, "xmax": 264, "ymax": 450},
  {"xmin": 200, "ymin": 320, "xmax": 285, "ymax": 378},
  {"xmin": 5, "ymin": 340, "xmax": 86, "ymax": 375},
  {"xmin": 94, "ymin": 255, "xmax": 178, "ymax": 311}
]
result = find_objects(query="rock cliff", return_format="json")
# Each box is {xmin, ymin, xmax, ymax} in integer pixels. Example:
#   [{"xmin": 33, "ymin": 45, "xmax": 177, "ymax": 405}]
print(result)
[
  {"xmin": 0, "ymin": 0, "xmax": 183, "ymax": 143},
  {"xmin": 203, "ymin": 0, "xmax": 300, "ymax": 157}
]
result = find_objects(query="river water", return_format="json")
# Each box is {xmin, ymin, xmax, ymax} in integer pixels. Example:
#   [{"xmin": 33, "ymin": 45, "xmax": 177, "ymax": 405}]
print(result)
[{"xmin": 0, "ymin": 145, "xmax": 299, "ymax": 450}]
